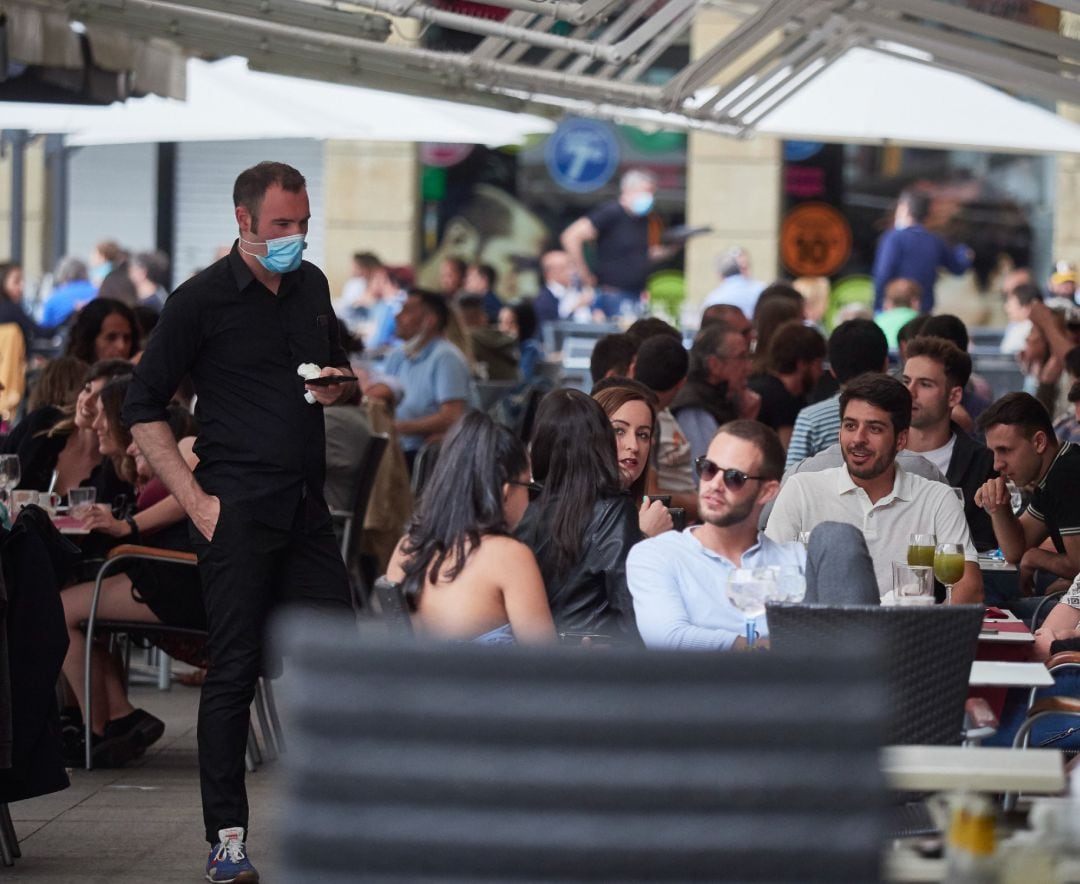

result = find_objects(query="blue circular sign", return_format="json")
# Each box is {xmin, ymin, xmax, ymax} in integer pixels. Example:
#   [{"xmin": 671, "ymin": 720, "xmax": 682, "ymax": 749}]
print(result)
[
  {"xmin": 545, "ymin": 118, "xmax": 621, "ymax": 193},
  {"xmin": 783, "ymin": 140, "xmax": 825, "ymax": 162}
]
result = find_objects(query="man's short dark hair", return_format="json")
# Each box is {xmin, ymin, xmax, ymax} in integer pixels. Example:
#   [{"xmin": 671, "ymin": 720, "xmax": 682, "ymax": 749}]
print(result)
[
  {"xmin": 472, "ymin": 263, "xmax": 498, "ymax": 289},
  {"xmin": 714, "ymin": 419, "xmax": 785, "ymax": 481},
  {"xmin": 899, "ymin": 188, "xmax": 930, "ymax": 223},
  {"xmin": 409, "ymin": 288, "xmax": 450, "ymax": 332},
  {"xmin": 626, "ymin": 316, "xmax": 681, "ymax": 346},
  {"xmin": 353, "ymin": 251, "xmax": 382, "ymax": 272},
  {"xmin": 828, "ymin": 319, "xmax": 888, "ymax": 384},
  {"xmin": 897, "ymin": 314, "xmax": 931, "ymax": 346},
  {"xmin": 1009, "ymin": 282, "xmax": 1043, "ymax": 307},
  {"xmin": 977, "ymin": 392, "xmax": 1055, "ymax": 440},
  {"xmin": 769, "ymin": 321, "xmax": 825, "ymax": 374},
  {"xmin": 633, "ymin": 335, "xmax": 689, "ymax": 394},
  {"xmin": 904, "ymin": 335, "xmax": 973, "ymax": 390},
  {"xmin": 701, "ymin": 304, "xmax": 748, "ymax": 331},
  {"xmin": 688, "ymin": 322, "xmax": 735, "ymax": 381},
  {"xmin": 920, "ymin": 314, "xmax": 969, "ymax": 351},
  {"xmin": 840, "ymin": 373, "xmax": 912, "ymax": 434},
  {"xmin": 232, "ymin": 161, "xmax": 306, "ymax": 232},
  {"xmin": 590, "ymin": 334, "xmax": 638, "ymax": 383}
]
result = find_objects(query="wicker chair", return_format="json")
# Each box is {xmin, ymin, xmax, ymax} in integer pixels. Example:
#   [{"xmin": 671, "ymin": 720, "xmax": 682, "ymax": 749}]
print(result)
[{"xmin": 766, "ymin": 603, "xmax": 985, "ymax": 745}]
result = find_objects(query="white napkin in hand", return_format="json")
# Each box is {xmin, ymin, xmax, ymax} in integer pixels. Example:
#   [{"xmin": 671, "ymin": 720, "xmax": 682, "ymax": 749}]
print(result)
[{"xmin": 297, "ymin": 362, "xmax": 322, "ymax": 404}]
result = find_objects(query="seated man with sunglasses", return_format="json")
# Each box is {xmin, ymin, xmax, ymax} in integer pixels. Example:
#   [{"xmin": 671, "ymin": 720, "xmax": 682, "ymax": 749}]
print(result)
[
  {"xmin": 766, "ymin": 373, "xmax": 983, "ymax": 604},
  {"xmin": 627, "ymin": 420, "xmax": 804, "ymax": 650}
]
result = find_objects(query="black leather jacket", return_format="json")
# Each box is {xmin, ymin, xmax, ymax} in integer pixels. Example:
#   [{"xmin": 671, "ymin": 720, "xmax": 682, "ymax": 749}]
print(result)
[{"xmin": 515, "ymin": 494, "xmax": 641, "ymax": 640}]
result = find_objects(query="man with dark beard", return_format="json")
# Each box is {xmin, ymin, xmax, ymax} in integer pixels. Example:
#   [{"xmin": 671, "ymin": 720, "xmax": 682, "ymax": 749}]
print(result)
[
  {"xmin": 766, "ymin": 374, "xmax": 983, "ymax": 604},
  {"xmin": 627, "ymin": 420, "xmax": 803, "ymax": 649}
]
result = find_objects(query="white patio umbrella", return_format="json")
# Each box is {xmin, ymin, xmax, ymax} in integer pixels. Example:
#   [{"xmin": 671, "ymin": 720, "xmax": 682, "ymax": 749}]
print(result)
[
  {"xmin": 754, "ymin": 47, "xmax": 1080, "ymax": 155},
  {"xmin": 0, "ymin": 56, "xmax": 555, "ymax": 146}
]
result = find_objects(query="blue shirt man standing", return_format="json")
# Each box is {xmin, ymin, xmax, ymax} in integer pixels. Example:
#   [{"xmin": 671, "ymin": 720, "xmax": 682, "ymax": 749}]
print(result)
[{"xmin": 872, "ymin": 188, "xmax": 972, "ymax": 314}]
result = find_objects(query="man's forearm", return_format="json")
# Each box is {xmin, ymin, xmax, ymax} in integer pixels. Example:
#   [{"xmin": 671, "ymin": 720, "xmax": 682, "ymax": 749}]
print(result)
[
  {"xmin": 950, "ymin": 563, "xmax": 983, "ymax": 605},
  {"xmin": 991, "ymin": 511, "xmax": 1027, "ymax": 563},
  {"xmin": 130, "ymin": 421, "xmax": 204, "ymax": 515},
  {"xmin": 395, "ymin": 402, "xmax": 464, "ymax": 439},
  {"xmin": 1025, "ymin": 548, "xmax": 1077, "ymax": 580}
]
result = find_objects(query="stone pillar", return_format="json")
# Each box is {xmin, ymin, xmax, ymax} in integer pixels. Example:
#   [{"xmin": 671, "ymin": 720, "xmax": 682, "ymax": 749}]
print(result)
[
  {"xmin": 0, "ymin": 135, "xmax": 48, "ymax": 282},
  {"xmin": 684, "ymin": 8, "xmax": 782, "ymax": 316},
  {"xmin": 322, "ymin": 140, "xmax": 418, "ymax": 297}
]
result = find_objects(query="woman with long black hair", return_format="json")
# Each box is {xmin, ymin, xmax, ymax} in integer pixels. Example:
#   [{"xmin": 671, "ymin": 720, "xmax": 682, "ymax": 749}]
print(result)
[
  {"xmin": 515, "ymin": 388, "xmax": 641, "ymax": 640},
  {"xmin": 387, "ymin": 411, "xmax": 555, "ymax": 644}
]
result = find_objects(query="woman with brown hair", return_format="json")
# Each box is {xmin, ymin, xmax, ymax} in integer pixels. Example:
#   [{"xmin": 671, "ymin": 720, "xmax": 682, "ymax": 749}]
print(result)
[{"xmin": 592, "ymin": 380, "xmax": 672, "ymax": 538}]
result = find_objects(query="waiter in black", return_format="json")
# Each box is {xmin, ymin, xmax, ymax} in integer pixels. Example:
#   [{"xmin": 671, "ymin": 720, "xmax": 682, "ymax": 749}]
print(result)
[{"xmin": 123, "ymin": 161, "xmax": 354, "ymax": 883}]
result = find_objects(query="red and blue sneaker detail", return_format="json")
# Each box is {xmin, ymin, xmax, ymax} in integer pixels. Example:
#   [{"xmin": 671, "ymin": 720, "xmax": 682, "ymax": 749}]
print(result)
[{"xmin": 205, "ymin": 827, "xmax": 259, "ymax": 883}]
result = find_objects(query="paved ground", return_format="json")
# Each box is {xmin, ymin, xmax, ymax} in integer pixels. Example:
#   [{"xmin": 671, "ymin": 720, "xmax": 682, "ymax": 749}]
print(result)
[{"xmin": 7, "ymin": 674, "xmax": 284, "ymax": 882}]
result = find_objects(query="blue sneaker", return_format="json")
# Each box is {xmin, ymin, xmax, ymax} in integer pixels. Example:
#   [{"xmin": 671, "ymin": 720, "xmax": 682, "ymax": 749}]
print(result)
[{"xmin": 205, "ymin": 827, "xmax": 259, "ymax": 883}]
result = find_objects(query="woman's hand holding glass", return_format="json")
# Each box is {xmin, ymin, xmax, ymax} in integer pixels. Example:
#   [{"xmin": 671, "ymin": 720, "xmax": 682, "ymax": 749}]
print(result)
[
  {"xmin": 78, "ymin": 503, "xmax": 126, "ymax": 536},
  {"xmin": 638, "ymin": 498, "xmax": 673, "ymax": 538}
]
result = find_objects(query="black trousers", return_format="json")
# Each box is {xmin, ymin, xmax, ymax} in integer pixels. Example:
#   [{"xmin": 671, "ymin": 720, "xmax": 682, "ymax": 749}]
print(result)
[{"xmin": 189, "ymin": 494, "xmax": 352, "ymax": 844}]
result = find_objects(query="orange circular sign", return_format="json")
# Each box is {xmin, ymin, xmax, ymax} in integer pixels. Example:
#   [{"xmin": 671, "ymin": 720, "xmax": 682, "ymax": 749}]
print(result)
[{"xmin": 780, "ymin": 202, "xmax": 852, "ymax": 277}]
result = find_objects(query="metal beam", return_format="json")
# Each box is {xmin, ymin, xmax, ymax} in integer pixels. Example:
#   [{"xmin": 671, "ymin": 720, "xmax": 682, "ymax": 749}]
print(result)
[
  {"xmin": 349, "ymin": 0, "xmax": 626, "ymax": 63},
  {"xmin": 659, "ymin": 0, "xmax": 807, "ymax": 103},
  {"xmin": 458, "ymin": 0, "xmax": 621, "ymax": 26},
  {"xmin": 72, "ymin": 0, "xmax": 665, "ymax": 105},
  {"xmin": 851, "ymin": 11, "xmax": 1080, "ymax": 103},
  {"xmin": 691, "ymin": 2, "xmax": 843, "ymax": 113},
  {"xmin": 880, "ymin": 0, "xmax": 1080, "ymax": 64}
]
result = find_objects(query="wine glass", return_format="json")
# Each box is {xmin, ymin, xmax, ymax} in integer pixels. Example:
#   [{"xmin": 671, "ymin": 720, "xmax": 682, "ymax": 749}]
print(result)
[
  {"xmin": 727, "ymin": 567, "xmax": 778, "ymax": 646},
  {"xmin": 0, "ymin": 455, "xmax": 20, "ymax": 506},
  {"xmin": 907, "ymin": 533, "xmax": 936, "ymax": 568},
  {"xmin": 933, "ymin": 542, "xmax": 965, "ymax": 604}
]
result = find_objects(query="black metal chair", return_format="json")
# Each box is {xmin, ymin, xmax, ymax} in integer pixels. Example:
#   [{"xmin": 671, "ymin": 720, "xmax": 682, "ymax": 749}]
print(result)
[
  {"xmin": 410, "ymin": 440, "xmax": 441, "ymax": 498},
  {"xmin": 79, "ymin": 544, "xmax": 283, "ymax": 770},
  {"xmin": 371, "ymin": 576, "xmax": 413, "ymax": 636},
  {"xmin": 766, "ymin": 603, "xmax": 985, "ymax": 745},
  {"xmin": 274, "ymin": 617, "xmax": 891, "ymax": 882},
  {"xmin": 328, "ymin": 433, "xmax": 389, "ymax": 607}
]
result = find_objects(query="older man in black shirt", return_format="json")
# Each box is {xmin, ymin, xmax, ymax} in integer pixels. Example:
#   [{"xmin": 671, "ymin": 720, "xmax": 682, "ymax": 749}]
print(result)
[{"xmin": 124, "ymin": 161, "xmax": 354, "ymax": 882}]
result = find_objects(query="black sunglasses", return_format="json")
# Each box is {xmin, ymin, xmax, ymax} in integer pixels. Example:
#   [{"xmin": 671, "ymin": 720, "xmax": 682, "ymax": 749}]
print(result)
[
  {"xmin": 694, "ymin": 457, "xmax": 768, "ymax": 491},
  {"xmin": 510, "ymin": 480, "xmax": 542, "ymax": 495}
]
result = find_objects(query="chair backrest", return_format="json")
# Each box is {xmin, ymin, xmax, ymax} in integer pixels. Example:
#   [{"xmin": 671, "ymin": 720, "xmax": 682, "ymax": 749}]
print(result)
[
  {"xmin": 323, "ymin": 407, "xmax": 374, "ymax": 513},
  {"xmin": 276, "ymin": 618, "xmax": 890, "ymax": 882},
  {"xmin": 371, "ymin": 576, "xmax": 413, "ymax": 635},
  {"xmin": 410, "ymin": 440, "xmax": 441, "ymax": 498},
  {"xmin": 766, "ymin": 603, "xmax": 985, "ymax": 745},
  {"xmin": 348, "ymin": 433, "xmax": 388, "ymax": 521}
]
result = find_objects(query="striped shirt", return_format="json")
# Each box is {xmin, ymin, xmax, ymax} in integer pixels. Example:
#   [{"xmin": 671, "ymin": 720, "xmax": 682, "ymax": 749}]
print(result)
[{"xmin": 785, "ymin": 392, "xmax": 842, "ymax": 469}]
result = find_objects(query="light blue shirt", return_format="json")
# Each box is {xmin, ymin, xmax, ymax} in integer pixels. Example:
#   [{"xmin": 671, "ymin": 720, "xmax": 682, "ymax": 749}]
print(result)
[
  {"xmin": 627, "ymin": 528, "xmax": 805, "ymax": 651},
  {"xmin": 382, "ymin": 337, "xmax": 476, "ymax": 452},
  {"xmin": 702, "ymin": 275, "xmax": 766, "ymax": 317}
]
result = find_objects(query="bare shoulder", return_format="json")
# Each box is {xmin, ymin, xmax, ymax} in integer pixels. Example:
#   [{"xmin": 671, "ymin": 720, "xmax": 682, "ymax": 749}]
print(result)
[{"xmin": 475, "ymin": 535, "xmax": 538, "ymax": 566}]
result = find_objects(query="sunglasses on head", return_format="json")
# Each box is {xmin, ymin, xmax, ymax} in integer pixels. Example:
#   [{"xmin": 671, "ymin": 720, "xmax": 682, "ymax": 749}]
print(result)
[{"xmin": 694, "ymin": 457, "xmax": 767, "ymax": 491}]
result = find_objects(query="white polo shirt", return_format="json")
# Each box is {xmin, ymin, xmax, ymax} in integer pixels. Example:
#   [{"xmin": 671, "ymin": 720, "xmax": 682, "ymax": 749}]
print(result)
[{"xmin": 764, "ymin": 462, "xmax": 976, "ymax": 596}]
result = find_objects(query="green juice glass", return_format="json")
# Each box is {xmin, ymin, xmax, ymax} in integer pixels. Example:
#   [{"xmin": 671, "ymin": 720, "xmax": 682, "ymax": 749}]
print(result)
[
  {"xmin": 907, "ymin": 534, "xmax": 937, "ymax": 568},
  {"xmin": 933, "ymin": 543, "xmax": 965, "ymax": 603}
]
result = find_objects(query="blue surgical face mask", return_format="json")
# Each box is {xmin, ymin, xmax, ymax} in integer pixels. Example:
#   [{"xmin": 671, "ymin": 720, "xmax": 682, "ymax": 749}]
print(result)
[
  {"xmin": 629, "ymin": 192, "xmax": 654, "ymax": 216},
  {"xmin": 239, "ymin": 233, "xmax": 307, "ymax": 274},
  {"xmin": 90, "ymin": 262, "xmax": 112, "ymax": 286}
]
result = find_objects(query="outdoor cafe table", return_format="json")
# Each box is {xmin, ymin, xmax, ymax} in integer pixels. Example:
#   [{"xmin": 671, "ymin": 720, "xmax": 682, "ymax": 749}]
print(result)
[{"xmin": 972, "ymin": 609, "xmax": 1037, "ymax": 716}]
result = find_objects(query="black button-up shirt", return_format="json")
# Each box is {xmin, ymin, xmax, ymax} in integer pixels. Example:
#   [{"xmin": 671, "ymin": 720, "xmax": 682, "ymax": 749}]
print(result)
[{"xmin": 123, "ymin": 243, "xmax": 348, "ymax": 529}]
